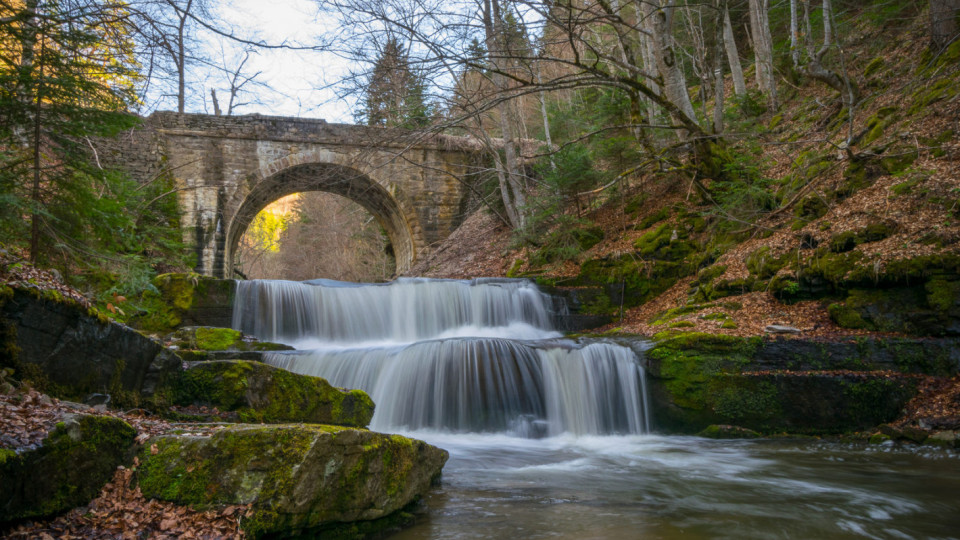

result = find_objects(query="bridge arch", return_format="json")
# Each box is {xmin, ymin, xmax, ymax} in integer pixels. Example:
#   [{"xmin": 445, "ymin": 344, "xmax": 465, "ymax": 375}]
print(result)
[{"xmin": 225, "ymin": 157, "xmax": 419, "ymax": 279}]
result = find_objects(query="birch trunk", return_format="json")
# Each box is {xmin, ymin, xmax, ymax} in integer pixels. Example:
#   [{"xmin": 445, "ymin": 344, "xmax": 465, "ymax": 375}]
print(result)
[
  {"xmin": 747, "ymin": 0, "xmax": 778, "ymax": 109},
  {"xmin": 639, "ymin": 0, "xmax": 697, "ymax": 134},
  {"xmin": 483, "ymin": 0, "xmax": 525, "ymax": 230},
  {"xmin": 723, "ymin": 5, "xmax": 747, "ymax": 96}
]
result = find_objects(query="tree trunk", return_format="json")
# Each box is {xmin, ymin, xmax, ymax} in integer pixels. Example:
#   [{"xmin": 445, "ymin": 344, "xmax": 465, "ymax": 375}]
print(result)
[
  {"xmin": 713, "ymin": 1, "xmax": 727, "ymax": 133},
  {"xmin": 483, "ymin": 0, "xmax": 525, "ymax": 230},
  {"xmin": 723, "ymin": 5, "xmax": 747, "ymax": 96},
  {"xmin": 798, "ymin": 0, "xmax": 858, "ymax": 109},
  {"xmin": 210, "ymin": 88, "xmax": 222, "ymax": 115},
  {"xmin": 930, "ymin": 0, "xmax": 960, "ymax": 51},
  {"xmin": 30, "ymin": 39, "xmax": 45, "ymax": 264},
  {"xmin": 747, "ymin": 0, "xmax": 777, "ymax": 109},
  {"xmin": 790, "ymin": 0, "xmax": 800, "ymax": 68},
  {"xmin": 640, "ymin": 0, "xmax": 697, "ymax": 134}
]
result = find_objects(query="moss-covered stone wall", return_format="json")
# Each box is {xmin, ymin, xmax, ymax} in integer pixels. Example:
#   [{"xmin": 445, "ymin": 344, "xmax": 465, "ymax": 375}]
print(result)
[{"xmin": 643, "ymin": 332, "xmax": 946, "ymax": 435}]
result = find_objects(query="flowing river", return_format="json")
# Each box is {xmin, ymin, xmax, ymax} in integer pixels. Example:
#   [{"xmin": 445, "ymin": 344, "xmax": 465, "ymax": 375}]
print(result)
[{"xmin": 233, "ymin": 278, "xmax": 960, "ymax": 539}]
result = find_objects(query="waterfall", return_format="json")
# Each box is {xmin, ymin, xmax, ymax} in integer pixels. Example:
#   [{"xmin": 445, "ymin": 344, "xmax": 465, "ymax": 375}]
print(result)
[{"xmin": 234, "ymin": 277, "xmax": 650, "ymax": 437}]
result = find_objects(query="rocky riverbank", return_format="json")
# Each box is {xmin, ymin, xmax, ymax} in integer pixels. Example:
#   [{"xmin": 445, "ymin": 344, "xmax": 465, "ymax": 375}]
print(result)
[{"xmin": 0, "ymin": 272, "xmax": 448, "ymax": 538}]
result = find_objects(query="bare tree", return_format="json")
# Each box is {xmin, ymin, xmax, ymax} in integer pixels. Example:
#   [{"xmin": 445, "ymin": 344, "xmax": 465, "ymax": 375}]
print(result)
[
  {"xmin": 746, "ymin": 0, "xmax": 777, "ymax": 109},
  {"xmin": 128, "ymin": 0, "xmax": 210, "ymax": 112},
  {"xmin": 722, "ymin": 1, "xmax": 746, "ymax": 98},
  {"xmin": 790, "ymin": 0, "xmax": 857, "ymax": 111}
]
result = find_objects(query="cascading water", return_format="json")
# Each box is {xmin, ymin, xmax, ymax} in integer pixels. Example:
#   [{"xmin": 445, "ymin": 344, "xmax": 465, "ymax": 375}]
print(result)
[
  {"xmin": 233, "ymin": 277, "xmax": 649, "ymax": 436},
  {"xmin": 230, "ymin": 278, "xmax": 960, "ymax": 539}
]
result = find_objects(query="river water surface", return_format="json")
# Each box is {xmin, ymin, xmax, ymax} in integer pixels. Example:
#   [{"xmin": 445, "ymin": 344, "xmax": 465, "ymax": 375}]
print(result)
[{"xmin": 233, "ymin": 278, "xmax": 960, "ymax": 539}]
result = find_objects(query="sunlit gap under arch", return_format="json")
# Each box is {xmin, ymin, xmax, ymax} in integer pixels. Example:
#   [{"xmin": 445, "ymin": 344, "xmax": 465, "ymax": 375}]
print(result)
[{"xmin": 233, "ymin": 191, "xmax": 396, "ymax": 282}]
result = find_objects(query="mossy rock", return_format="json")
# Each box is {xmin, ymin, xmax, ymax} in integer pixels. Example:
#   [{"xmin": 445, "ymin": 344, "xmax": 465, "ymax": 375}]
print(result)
[
  {"xmin": 0, "ymin": 287, "xmax": 182, "ymax": 407},
  {"xmin": 136, "ymin": 425, "xmax": 448, "ymax": 538},
  {"xmin": 644, "ymin": 333, "xmax": 919, "ymax": 434},
  {"xmin": 133, "ymin": 274, "xmax": 236, "ymax": 334},
  {"xmin": 830, "ymin": 280, "xmax": 960, "ymax": 336},
  {"xmin": 636, "ymin": 207, "xmax": 670, "ymax": 230},
  {"xmin": 745, "ymin": 246, "xmax": 788, "ymax": 279},
  {"xmin": 0, "ymin": 414, "xmax": 137, "ymax": 523},
  {"xmin": 792, "ymin": 196, "xmax": 828, "ymax": 229},
  {"xmin": 828, "ymin": 222, "xmax": 897, "ymax": 253},
  {"xmin": 168, "ymin": 360, "xmax": 375, "ymax": 427},
  {"xmin": 908, "ymin": 78, "xmax": 959, "ymax": 115},
  {"xmin": 861, "ymin": 106, "xmax": 898, "ymax": 145},
  {"xmin": 166, "ymin": 326, "xmax": 293, "ymax": 353},
  {"xmin": 634, "ymin": 224, "xmax": 695, "ymax": 261},
  {"xmin": 574, "ymin": 253, "xmax": 700, "ymax": 311},
  {"xmin": 698, "ymin": 424, "xmax": 761, "ymax": 439}
]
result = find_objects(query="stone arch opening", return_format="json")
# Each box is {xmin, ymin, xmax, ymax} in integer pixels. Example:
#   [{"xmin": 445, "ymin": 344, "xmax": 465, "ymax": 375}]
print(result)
[{"xmin": 226, "ymin": 162, "xmax": 416, "ymax": 278}]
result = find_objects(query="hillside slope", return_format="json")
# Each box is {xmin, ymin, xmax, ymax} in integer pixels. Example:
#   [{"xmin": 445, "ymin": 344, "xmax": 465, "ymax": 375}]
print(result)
[{"xmin": 410, "ymin": 13, "xmax": 960, "ymax": 341}]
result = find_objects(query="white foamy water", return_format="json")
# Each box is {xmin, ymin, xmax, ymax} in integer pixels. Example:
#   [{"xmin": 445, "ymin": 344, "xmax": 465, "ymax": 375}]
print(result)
[{"xmin": 234, "ymin": 277, "xmax": 649, "ymax": 436}]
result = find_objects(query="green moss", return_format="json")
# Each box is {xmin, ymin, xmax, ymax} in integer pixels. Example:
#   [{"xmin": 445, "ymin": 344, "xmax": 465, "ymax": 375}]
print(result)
[
  {"xmin": 792, "ymin": 196, "xmax": 828, "ymax": 229},
  {"xmin": 651, "ymin": 303, "xmax": 715, "ymax": 325},
  {"xmin": 868, "ymin": 432, "xmax": 891, "ymax": 444},
  {"xmin": 828, "ymin": 302, "xmax": 873, "ymax": 330},
  {"xmin": 698, "ymin": 425, "xmax": 761, "ymax": 439},
  {"xmin": 862, "ymin": 106, "xmax": 898, "ymax": 145},
  {"xmin": 506, "ymin": 259, "xmax": 524, "ymax": 278},
  {"xmin": 908, "ymin": 78, "xmax": 958, "ymax": 114},
  {"xmin": 666, "ymin": 321, "xmax": 695, "ymax": 328},
  {"xmin": 634, "ymin": 224, "xmax": 694, "ymax": 261},
  {"xmin": 646, "ymin": 333, "xmax": 762, "ymax": 430},
  {"xmin": 137, "ymin": 426, "xmax": 439, "ymax": 538},
  {"xmin": 168, "ymin": 361, "xmax": 375, "ymax": 427},
  {"xmin": 720, "ymin": 320, "xmax": 739, "ymax": 329},
  {"xmin": 842, "ymin": 378, "xmax": 916, "ymax": 426},
  {"xmin": 925, "ymin": 278, "xmax": 960, "ymax": 312},
  {"xmin": 745, "ymin": 246, "xmax": 788, "ymax": 278},
  {"xmin": 637, "ymin": 207, "xmax": 670, "ymax": 230},
  {"xmin": 0, "ymin": 447, "xmax": 17, "ymax": 465},
  {"xmin": 194, "ymin": 327, "xmax": 242, "ymax": 351},
  {"xmin": 863, "ymin": 56, "xmax": 885, "ymax": 77},
  {"xmin": 879, "ymin": 147, "xmax": 919, "ymax": 177},
  {"xmin": 711, "ymin": 378, "xmax": 781, "ymax": 421}
]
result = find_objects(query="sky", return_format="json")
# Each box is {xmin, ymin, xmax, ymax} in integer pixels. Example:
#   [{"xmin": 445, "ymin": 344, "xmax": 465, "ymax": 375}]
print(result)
[{"xmin": 147, "ymin": 0, "xmax": 357, "ymax": 123}]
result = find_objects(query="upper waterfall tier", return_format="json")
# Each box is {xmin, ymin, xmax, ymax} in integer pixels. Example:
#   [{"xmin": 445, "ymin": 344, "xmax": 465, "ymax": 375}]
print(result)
[{"xmin": 233, "ymin": 277, "xmax": 560, "ymax": 345}]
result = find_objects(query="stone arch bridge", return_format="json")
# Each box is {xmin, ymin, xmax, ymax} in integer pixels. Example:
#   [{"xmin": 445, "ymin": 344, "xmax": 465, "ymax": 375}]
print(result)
[{"xmin": 113, "ymin": 112, "xmax": 484, "ymax": 278}]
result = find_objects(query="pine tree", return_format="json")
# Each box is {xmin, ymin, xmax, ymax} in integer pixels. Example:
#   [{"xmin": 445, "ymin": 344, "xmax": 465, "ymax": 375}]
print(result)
[{"xmin": 360, "ymin": 37, "xmax": 432, "ymax": 128}]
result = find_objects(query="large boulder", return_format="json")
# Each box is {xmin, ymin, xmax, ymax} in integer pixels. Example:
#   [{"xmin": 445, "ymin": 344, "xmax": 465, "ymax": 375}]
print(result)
[
  {"xmin": 137, "ymin": 424, "xmax": 448, "ymax": 538},
  {"xmin": 0, "ymin": 287, "xmax": 181, "ymax": 404},
  {"xmin": 168, "ymin": 360, "xmax": 375, "ymax": 427},
  {"xmin": 0, "ymin": 414, "xmax": 137, "ymax": 523}
]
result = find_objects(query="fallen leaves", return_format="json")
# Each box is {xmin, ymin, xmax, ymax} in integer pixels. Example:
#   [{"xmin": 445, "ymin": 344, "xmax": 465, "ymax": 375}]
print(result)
[
  {"xmin": 1, "ymin": 386, "xmax": 248, "ymax": 538},
  {"xmin": 4, "ymin": 467, "xmax": 249, "ymax": 539}
]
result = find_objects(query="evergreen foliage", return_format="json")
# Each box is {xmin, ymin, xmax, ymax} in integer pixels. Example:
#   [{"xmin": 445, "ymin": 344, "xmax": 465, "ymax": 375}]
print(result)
[
  {"xmin": 359, "ymin": 37, "xmax": 432, "ymax": 128},
  {"xmin": 0, "ymin": 0, "xmax": 188, "ymax": 299}
]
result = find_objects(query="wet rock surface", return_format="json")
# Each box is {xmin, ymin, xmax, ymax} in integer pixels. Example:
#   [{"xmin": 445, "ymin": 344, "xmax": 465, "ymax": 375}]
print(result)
[{"xmin": 137, "ymin": 424, "xmax": 448, "ymax": 538}]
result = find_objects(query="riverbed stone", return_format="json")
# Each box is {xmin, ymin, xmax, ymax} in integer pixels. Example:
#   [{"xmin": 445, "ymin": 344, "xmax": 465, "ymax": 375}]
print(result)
[
  {"xmin": 0, "ymin": 414, "xmax": 137, "ymax": 524},
  {"xmin": 168, "ymin": 360, "xmax": 374, "ymax": 427},
  {"xmin": 136, "ymin": 424, "xmax": 448, "ymax": 538},
  {"xmin": 697, "ymin": 424, "xmax": 761, "ymax": 439}
]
